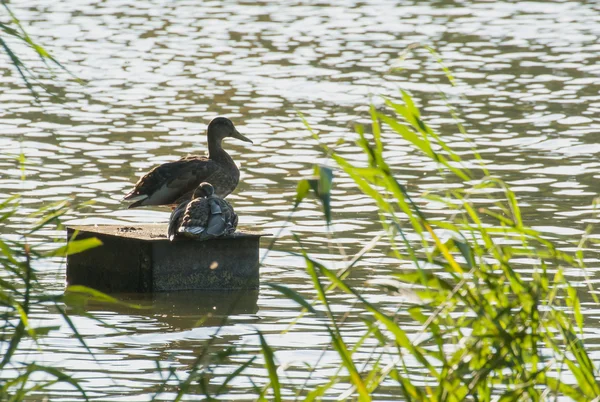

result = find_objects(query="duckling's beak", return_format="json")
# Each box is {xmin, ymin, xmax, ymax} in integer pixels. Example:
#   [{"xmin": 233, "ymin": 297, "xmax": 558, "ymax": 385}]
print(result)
[{"xmin": 231, "ymin": 129, "xmax": 253, "ymax": 144}]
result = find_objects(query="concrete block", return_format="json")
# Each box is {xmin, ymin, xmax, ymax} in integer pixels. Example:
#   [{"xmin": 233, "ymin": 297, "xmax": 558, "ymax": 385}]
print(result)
[{"xmin": 66, "ymin": 225, "xmax": 264, "ymax": 293}]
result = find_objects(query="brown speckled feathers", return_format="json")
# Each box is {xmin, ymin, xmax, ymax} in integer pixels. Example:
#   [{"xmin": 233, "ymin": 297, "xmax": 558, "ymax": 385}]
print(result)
[{"xmin": 168, "ymin": 195, "xmax": 238, "ymax": 241}]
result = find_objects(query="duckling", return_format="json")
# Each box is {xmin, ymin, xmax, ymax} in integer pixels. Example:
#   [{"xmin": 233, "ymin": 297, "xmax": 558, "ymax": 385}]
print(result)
[
  {"xmin": 168, "ymin": 182, "xmax": 238, "ymax": 241},
  {"xmin": 124, "ymin": 117, "xmax": 251, "ymax": 208}
]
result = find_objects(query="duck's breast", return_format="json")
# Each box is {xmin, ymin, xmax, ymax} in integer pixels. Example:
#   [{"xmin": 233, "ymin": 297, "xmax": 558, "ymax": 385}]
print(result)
[{"xmin": 205, "ymin": 166, "xmax": 240, "ymax": 198}]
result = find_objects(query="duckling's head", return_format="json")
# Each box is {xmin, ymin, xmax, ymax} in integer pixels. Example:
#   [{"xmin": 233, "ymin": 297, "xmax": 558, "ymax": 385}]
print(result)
[
  {"xmin": 193, "ymin": 182, "xmax": 215, "ymax": 199},
  {"xmin": 207, "ymin": 117, "xmax": 252, "ymax": 144}
]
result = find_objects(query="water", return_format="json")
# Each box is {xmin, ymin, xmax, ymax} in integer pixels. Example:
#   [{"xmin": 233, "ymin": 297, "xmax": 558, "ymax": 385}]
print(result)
[{"xmin": 1, "ymin": 0, "xmax": 600, "ymax": 399}]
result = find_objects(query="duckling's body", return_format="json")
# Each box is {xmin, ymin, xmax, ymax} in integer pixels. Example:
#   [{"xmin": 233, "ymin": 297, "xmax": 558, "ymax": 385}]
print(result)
[
  {"xmin": 124, "ymin": 117, "xmax": 251, "ymax": 208},
  {"xmin": 168, "ymin": 182, "xmax": 238, "ymax": 241}
]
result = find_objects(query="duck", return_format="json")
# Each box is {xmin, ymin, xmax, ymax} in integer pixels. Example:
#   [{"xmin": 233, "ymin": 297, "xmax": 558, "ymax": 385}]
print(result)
[
  {"xmin": 168, "ymin": 182, "xmax": 238, "ymax": 241},
  {"xmin": 123, "ymin": 117, "xmax": 251, "ymax": 208}
]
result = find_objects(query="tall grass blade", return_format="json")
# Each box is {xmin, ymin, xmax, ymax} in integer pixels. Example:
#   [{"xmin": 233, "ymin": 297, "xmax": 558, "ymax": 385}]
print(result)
[
  {"xmin": 325, "ymin": 326, "xmax": 371, "ymax": 401},
  {"xmin": 258, "ymin": 331, "xmax": 282, "ymax": 402}
]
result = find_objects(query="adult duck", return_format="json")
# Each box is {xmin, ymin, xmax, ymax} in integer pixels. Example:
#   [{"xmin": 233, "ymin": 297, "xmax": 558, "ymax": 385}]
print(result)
[
  {"xmin": 124, "ymin": 117, "xmax": 251, "ymax": 208},
  {"xmin": 168, "ymin": 182, "xmax": 238, "ymax": 241}
]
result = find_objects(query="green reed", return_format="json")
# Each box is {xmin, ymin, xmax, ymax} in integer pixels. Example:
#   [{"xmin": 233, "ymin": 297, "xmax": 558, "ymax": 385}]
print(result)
[
  {"xmin": 0, "ymin": 4, "xmax": 120, "ymax": 399},
  {"xmin": 254, "ymin": 90, "xmax": 599, "ymax": 401},
  {"xmin": 0, "ymin": 190, "xmax": 109, "ymax": 399},
  {"xmin": 0, "ymin": 0, "xmax": 80, "ymax": 98},
  {"xmin": 0, "ymin": 157, "xmax": 138, "ymax": 400}
]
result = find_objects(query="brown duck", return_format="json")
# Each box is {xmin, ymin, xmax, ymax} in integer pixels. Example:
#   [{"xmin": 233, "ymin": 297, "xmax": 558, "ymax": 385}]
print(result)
[
  {"xmin": 168, "ymin": 182, "xmax": 238, "ymax": 241},
  {"xmin": 124, "ymin": 117, "xmax": 251, "ymax": 208}
]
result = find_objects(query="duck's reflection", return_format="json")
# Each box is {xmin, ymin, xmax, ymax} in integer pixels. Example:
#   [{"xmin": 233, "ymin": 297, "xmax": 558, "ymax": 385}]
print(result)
[{"xmin": 84, "ymin": 289, "xmax": 259, "ymax": 331}]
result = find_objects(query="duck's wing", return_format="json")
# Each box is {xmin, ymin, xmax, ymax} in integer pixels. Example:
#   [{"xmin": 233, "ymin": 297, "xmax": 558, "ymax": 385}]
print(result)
[
  {"xmin": 206, "ymin": 199, "xmax": 227, "ymax": 236},
  {"xmin": 167, "ymin": 201, "xmax": 188, "ymax": 241},
  {"xmin": 178, "ymin": 198, "xmax": 211, "ymax": 237},
  {"xmin": 124, "ymin": 156, "xmax": 220, "ymax": 208}
]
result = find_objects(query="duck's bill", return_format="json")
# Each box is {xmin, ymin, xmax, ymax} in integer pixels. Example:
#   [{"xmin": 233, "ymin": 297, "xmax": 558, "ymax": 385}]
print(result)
[{"xmin": 232, "ymin": 129, "xmax": 253, "ymax": 144}]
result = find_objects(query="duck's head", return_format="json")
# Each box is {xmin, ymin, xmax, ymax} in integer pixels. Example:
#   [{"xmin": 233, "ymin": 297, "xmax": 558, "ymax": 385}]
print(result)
[
  {"xmin": 193, "ymin": 182, "xmax": 215, "ymax": 199},
  {"xmin": 207, "ymin": 117, "xmax": 252, "ymax": 144}
]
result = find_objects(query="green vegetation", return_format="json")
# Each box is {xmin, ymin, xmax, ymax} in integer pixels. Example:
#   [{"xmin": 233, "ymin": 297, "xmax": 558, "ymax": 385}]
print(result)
[
  {"xmin": 0, "ymin": 194, "xmax": 107, "ymax": 399},
  {"xmin": 1, "ymin": 6, "xmax": 104, "ymax": 397},
  {"xmin": 262, "ymin": 90, "xmax": 600, "ymax": 400},
  {"xmin": 0, "ymin": 0, "xmax": 78, "ymax": 97}
]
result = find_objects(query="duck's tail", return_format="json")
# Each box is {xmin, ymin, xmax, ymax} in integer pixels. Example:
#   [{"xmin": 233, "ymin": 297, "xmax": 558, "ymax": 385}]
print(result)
[
  {"xmin": 168, "ymin": 202, "xmax": 188, "ymax": 241},
  {"xmin": 124, "ymin": 193, "xmax": 148, "ymax": 209}
]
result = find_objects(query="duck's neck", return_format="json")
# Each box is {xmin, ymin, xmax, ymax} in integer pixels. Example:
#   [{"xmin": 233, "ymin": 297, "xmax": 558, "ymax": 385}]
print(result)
[{"xmin": 208, "ymin": 136, "xmax": 232, "ymax": 163}]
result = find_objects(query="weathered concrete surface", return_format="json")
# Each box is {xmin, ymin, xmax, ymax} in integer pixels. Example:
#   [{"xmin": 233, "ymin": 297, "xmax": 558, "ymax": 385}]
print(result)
[{"xmin": 66, "ymin": 225, "xmax": 264, "ymax": 293}]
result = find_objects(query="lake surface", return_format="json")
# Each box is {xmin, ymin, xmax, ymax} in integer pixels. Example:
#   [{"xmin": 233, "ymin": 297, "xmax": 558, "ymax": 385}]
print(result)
[{"xmin": 1, "ymin": 0, "xmax": 600, "ymax": 400}]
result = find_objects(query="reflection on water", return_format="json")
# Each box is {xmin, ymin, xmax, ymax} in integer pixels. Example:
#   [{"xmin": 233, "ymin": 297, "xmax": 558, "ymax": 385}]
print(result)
[
  {"xmin": 85, "ymin": 290, "xmax": 260, "ymax": 331},
  {"xmin": 1, "ymin": 0, "xmax": 600, "ymax": 399}
]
